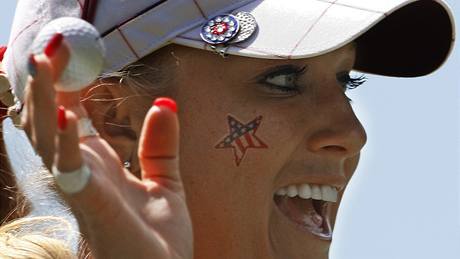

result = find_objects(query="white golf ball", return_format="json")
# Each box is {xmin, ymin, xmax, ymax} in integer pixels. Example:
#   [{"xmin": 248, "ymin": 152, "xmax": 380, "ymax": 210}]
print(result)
[{"xmin": 32, "ymin": 17, "xmax": 105, "ymax": 92}]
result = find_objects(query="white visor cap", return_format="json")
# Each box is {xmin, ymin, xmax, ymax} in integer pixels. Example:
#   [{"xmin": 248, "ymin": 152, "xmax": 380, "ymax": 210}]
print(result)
[{"xmin": 4, "ymin": 0, "xmax": 455, "ymax": 102}]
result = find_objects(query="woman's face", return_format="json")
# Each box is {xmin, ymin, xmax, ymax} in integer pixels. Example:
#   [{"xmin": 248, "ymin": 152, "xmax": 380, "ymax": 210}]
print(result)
[{"xmin": 89, "ymin": 43, "xmax": 366, "ymax": 259}]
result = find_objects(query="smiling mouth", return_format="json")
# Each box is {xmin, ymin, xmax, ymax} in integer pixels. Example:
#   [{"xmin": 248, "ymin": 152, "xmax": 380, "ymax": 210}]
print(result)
[{"xmin": 273, "ymin": 184, "xmax": 338, "ymax": 240}]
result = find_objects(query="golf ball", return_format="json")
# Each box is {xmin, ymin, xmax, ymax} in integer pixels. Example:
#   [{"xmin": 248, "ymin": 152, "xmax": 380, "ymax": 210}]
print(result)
[{"xmin": 32, "ymin": 17, "xmax": 105, "ymax": 92}]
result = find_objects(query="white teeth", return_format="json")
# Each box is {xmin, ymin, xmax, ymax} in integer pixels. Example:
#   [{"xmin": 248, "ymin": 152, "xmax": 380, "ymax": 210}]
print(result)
[
  {"xmin": 276, "ymin": 188, "xmax": 287, "ymax": 196},
  {"xmin": 287, "ymin": 185, "xmax": 298, "ymax": 197},
  {"xmin": 275, "ymin": 183, "xmax": 338, "ymax": 203},
  {"xmin": 298, "ymin": 184, "xmax": 312, "ymax": 199},
  {"xmin": 311, "ymin": 184, "xmax": 322, "ymax": 200},
  {"xmin": 321, "ymin": 185, "xmax": 338, "ymax": 202}
]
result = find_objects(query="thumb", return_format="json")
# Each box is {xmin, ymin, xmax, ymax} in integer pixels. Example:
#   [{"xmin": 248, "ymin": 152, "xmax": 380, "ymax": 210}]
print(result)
[{"xmin": 138, "ymin": 97, "xmax": 181, "ymax": 187}]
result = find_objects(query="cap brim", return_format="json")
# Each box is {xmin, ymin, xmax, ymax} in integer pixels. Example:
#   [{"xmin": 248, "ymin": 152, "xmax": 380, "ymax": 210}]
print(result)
[{"xmin": 173, "ymin": 0, "xmax": 455, "ymax": 77}]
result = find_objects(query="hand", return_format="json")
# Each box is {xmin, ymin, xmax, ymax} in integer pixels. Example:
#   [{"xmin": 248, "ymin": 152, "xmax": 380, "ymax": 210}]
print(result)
[{"xmin": 22, "ymin": 36, "xmax": 193, "ymax": 259}]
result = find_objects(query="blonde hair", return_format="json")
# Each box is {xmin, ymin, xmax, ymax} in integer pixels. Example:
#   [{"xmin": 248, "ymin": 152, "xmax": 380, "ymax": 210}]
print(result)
[{"xmin": 0, "ymin": 216, "xmax": 77, "ymax": 259}]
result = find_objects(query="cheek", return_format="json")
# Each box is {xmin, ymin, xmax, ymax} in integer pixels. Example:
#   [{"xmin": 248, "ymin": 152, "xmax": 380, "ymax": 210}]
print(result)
[
  {"xmin": 178, "ymin": 99, "xmax": 304, "ymax": 194},
  {"xmin": 344, "ymin": 154, "xmax": 360, "ymax": 180},
  {"xmin": 176, "ymin": 72, "xmax": 308, "ymax": 176},
  {"xmin": 174, "ymin": 70, "xmax": 307, "ymax": 192},
  {"xmin": 329, "ymin": 155, "xmax": 360, "ymax": 223},
  {"xmin": 214, "ymin": 115, "xmax": 268, "ymax": 166}
]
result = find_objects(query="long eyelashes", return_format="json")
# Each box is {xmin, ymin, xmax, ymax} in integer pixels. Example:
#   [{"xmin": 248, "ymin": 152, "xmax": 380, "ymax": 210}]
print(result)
[
  {"xmin": 338, "ymin": 72, "xmax": 367, "ymax": 102},
  {"xmin": 344, "ymin": 73, "xmax": 367, "ymax": 90},
  {"xmin": 255, "ymin": 65, "xmax": 367, "ymax": 100}
]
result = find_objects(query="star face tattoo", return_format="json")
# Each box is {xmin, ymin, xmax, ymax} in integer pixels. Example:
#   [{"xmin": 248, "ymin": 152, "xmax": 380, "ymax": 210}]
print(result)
[{"xmin": 215, "ymin": 115, "xmax": 268, "ymax": 166}]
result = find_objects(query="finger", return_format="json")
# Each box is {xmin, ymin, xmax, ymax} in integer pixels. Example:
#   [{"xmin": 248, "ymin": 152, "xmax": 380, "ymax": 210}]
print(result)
[
  {"xmin": 53, "ymin": 108, "xmax": 104, "ymax": 200},
  {"xmin": 54, "ymin": 108, "xmax": 121, "ymax": 215},
  {"xmin": 28, "ymin": 34, "xmax": 70, "ymax": 118},
  {"xmin": 22, "ymin": 34, "xmax": 70, "ymax": 168},
  {"xmin": 46, "ymin": 33, "xmax": 70, "ymax": 82},
  {"xmin": 55, "ymin": 106, "xmax": 83, "ymax": 172},
  {"xmin": 47, "ymin": 35, "xmax": 85, "ymax": 113},
  {"xmin": 25, "ymin": 55, "xmax": 56, "ymax": 168},
  {"xmin": 138, "ymin": 97, "xmax": 180, "ymax": 186},
  {"xmin": 29, "ymin": 33, "xmax": 70, "ymax": 98},
  {"xmin": 46, "ymin": 34, "xmax": 87, "ymax": 117},
  {"xmin": 53, "ymin": 108, "xmax": 108, "ymax": 222}
]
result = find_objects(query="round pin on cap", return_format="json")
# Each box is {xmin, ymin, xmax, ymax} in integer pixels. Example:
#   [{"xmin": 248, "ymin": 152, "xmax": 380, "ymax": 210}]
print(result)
[
  {"xmin": 200, "ymin": 14, "xmax": 240, "ymax": 45},
  {"xmin": 229, "ymin": 12, "xmax": 258, "ymax": 44}
]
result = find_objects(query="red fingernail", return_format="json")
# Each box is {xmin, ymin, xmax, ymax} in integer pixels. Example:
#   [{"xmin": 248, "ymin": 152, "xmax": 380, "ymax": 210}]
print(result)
[
  {"xmin": 57, "ymin": 106, "xmax": 67, "ymax": 130},
  {"xmin": 0, "ymin": 46, "xmax": 7, "ymax": 61},
  {"xmin": 153, "ymin": 97, "xmax": 177, "ymax": 113},
  {"xmin": 27, "ymin": 54, "xmax": 37, "ymax": 77},
  {"xmin": 44, "ymin": 33, "xmax": 63, "ymax": 58}
]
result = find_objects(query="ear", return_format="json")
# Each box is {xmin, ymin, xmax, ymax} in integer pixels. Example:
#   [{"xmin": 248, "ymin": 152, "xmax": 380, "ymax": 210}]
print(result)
[{"xmin": 81, "ymin": 81, "xmax": 152, "ymax": 177}]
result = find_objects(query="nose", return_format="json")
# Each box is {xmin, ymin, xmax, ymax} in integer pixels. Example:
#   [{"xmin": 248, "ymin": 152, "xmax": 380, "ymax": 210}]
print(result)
[{"xmin": 306, "ymin": 95, "xmax": 367, "ymax": 158}]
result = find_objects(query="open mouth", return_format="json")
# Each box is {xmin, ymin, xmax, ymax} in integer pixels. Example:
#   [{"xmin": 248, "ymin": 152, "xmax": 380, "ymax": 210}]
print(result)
[{"xmin": 273, "ymin": 184, "xmax": 338, "ymax": 240}]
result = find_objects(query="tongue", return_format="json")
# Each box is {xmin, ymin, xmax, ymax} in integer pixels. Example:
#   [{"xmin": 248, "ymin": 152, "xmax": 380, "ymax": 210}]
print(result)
[{"xmin": 274, "ymin": 196, "xmax": 332, "ymax": 240}]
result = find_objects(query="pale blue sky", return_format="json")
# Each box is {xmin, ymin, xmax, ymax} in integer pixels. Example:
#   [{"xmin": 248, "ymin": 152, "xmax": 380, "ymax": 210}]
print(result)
[{"xmin": 0, "ymin": 1, "xmax": 458, "ymax": 259}]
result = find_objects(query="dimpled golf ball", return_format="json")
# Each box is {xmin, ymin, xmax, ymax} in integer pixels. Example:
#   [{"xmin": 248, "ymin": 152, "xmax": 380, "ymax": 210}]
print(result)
[{"xmin": 32, "ymin": 17, "xmax": 105, "ymax": 92}]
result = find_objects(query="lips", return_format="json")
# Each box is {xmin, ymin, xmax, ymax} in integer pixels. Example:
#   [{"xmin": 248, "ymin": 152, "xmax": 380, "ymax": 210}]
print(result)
[{"xmin": 274, "ymin": 184, "xmax": 336, "ymax": 240}]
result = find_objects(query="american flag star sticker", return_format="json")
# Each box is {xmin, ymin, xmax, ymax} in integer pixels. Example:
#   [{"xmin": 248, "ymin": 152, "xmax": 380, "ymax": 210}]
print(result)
[{"xmin": 215, "ymin": 115, "xmax": 268, "ymax": 166}]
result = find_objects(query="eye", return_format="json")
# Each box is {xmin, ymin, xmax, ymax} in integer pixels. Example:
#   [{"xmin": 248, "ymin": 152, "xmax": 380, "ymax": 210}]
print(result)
[
  {"xmin": 257, "ymin": 65, "xmax": 307, "ymax": 96},
  {"xmin": 266, "ymin": 73, "xmax": 297, "ymax": 88}
]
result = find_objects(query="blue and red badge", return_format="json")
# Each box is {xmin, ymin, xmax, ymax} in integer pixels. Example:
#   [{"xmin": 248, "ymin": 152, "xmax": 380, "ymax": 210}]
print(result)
[
  {"xmin": 201, "ymin": 14, "xmax": 240, "ymax": 45},
  {"xmin": 200, "ymin": 12, "xmax": 257, "ymax": 46}
]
